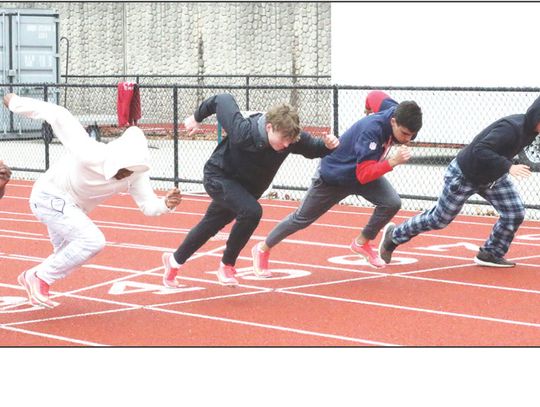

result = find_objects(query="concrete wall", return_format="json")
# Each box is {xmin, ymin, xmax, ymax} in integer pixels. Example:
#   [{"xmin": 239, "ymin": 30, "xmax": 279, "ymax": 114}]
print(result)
[{"xmin": 2, "ymin": 2, "xmax": 330, "ymax": 77}]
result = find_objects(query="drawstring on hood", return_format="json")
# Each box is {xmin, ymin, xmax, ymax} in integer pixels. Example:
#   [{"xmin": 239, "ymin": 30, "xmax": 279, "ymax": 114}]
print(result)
[{"xmin": 103, "ymin": 126, "xmax": 150, "ymax": 180}]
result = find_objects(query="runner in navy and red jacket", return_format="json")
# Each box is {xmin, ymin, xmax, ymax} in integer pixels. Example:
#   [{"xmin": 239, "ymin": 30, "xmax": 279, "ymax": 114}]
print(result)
[
  {"xmin": 252, "ymin": 100, "xmax": 422, "ymax": 274},
  {"xmin": 380, "ymin": 95, "xmax": 540, "ymax": 268}
]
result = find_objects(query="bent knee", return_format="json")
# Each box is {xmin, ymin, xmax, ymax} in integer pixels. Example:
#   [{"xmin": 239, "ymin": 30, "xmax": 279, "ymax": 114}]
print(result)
[
  {"xmin": 82, "ymin": 230, "xmax": 106, "ymax": 254},
  {"xmin": 502, "ymin": 209, "xmax": 525, "ymax": 227},
  {"xmin": 238, "ymin": 203, "xmax": 263, "ymax": 222},
  {"xmin": 385, "ymin": 196, "xmax": 401, "ymax": 216}
]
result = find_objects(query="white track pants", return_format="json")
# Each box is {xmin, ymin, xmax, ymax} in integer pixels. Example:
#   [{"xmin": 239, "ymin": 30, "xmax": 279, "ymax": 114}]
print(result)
[{"xmin": 28, "ymin": 189, "xmax": 106, "ymax": 285}]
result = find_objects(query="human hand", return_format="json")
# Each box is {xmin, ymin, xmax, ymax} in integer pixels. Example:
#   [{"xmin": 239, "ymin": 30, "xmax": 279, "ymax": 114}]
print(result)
[
  {"xmin": 388, "ymin": 145, "xmax": 411, "ymax": 167},
  {"xmin": 165, "ymin": 187, "xmax": 182, "ymax": 209},
  {"xmin": 0, "ymin": 160, "xmax": 12, "ymax": 187},
  {"xmin": 3, "ymin": 93, "xmax": 14, "ymax": 108},
  {"xmin": 509, "ymin": 164, "xmax": 532, "ymax": 179},
  {"xmin": 184, "ymin": 115, "xmax": 202, "ymax": 137},
  {"xmin": 323, "ymin": 133, "xmax": 340, "ymax": 150}
]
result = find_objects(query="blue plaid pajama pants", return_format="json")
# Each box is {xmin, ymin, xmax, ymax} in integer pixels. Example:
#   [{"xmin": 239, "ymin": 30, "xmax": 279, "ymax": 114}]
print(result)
[{"xmin": 393, "ymin": 159, "xmax": 525, "ymax": 258}]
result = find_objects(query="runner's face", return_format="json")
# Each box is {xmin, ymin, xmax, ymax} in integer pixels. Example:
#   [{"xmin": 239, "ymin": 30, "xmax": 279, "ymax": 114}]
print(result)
[
  {"xmin": 391, "ymin": 118, "xmax": 415, "ymax": 144},
  {"xmin": 266, "ymin": 124, "xmax": 299, "ymax": 152}
]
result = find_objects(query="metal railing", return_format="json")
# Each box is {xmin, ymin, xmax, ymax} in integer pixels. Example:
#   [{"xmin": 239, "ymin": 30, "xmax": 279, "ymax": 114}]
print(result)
[{"xmin": 2, "ymin": 82, "xmax": 540, "ymax": 219}]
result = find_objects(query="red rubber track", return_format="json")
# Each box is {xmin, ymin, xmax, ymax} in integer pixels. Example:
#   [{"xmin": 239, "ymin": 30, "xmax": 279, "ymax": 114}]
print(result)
[{"xmin": 1, "ymin": 180, "xmax": 540, "ymax": 346}]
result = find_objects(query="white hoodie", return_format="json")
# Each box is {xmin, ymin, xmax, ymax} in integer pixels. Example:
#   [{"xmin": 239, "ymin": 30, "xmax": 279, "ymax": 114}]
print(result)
[{"xmin": 9, "ymin": 95, "xmax": 170, "ymax": 215}]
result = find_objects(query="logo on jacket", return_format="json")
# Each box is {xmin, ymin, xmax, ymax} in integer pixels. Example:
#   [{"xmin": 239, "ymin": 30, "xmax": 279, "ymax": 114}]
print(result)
[{"xmin": 369, "ymin": 142, "xmax": 377, "ymax": 150}]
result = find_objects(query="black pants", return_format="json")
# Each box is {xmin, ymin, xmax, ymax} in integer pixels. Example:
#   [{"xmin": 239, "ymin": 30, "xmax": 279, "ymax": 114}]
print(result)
[{"xmin": 173, "ymin": 172, "xmax": 262, "ymax": 266}]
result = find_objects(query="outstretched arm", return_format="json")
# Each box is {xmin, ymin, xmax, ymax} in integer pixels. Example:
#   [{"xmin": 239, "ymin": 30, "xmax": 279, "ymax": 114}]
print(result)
[
  {"xmin": 184, "ymin": 94, "xmax": 251, "ymax": 145},
  {"xmin": 291, "ymin": 131, "xmax": 339, "ymax": 158},
  {"xmin": 4, "ymin": 93, "xmax": 95, "ymax": 159},
  {"xmin": 129, "ymin": 174, "xmax": 182, "ymax": 216}
]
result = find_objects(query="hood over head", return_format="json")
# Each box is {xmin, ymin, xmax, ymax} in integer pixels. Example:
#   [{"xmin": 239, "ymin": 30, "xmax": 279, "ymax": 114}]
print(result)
[
  {"xmin": 103, "ymin": 126, "xmax": 150, "ymax": 180},
  {"xmin": 523, "ymin": 95, "xmax": 540, "ymax": 142}
]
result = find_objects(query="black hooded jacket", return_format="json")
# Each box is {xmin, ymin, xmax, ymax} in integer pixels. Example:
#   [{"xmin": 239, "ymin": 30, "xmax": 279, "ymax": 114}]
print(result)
[
  {"xmin": 195, "ymin": 94, "xmax": 333, "ymax": 197},
  {"xmin": 456, "ymin": 95, "xmax": 540, "ymax": 185}
]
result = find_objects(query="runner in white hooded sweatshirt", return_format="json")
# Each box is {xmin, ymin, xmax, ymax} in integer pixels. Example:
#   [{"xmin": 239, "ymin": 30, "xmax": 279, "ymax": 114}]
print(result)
[{"xmin": 4, "ymin": 93, "xmax": 182, "ymax": 308}]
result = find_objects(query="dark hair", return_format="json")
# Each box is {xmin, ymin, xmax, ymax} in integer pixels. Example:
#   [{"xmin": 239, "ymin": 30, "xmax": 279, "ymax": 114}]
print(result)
[{"xmin": 394, "ymin": 101, "xmax": 422, "ymax": 134}]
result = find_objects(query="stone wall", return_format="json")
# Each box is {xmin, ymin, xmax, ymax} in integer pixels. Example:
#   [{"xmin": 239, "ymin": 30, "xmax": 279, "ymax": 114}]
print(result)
[
  {"xmin": 2, "ymin": 2, "xmax": 330, "ymax": 77},
  {"xmin": 2, "ymin": 2, "xmax": 331, "ymax": 129}
]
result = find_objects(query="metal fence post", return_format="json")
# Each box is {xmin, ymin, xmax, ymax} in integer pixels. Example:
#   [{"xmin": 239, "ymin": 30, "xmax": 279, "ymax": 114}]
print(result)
[
  {"xmin": 245, "ymin": 75, "xmax": 250, "ymax": 110},
  {"xmin": 173, "ymin": 86, "xmax": 179, "ymax": 187},
  {"xmin": 333, "ymin": 85, "xmax": 339, "ymax": 138},
  {"xmin": 43, "ymin": 85, "xmax": 50, "ymax": 170}
]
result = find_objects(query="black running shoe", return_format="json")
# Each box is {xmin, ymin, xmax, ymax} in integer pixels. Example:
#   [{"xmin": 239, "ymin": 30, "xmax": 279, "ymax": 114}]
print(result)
[
  {"xmin": 379, "ymin": 222, "xmax": 397, "ymax": 264},
  {"xmin": 474, "ymin": 249, "xmax": 516, "ymax": 268}
]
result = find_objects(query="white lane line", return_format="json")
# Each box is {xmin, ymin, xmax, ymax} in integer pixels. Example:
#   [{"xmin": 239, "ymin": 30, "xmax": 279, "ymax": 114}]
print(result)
[
  {"xmin": 4, "ymin": 307, "xmax": 139, "ymax": 327},
  {"xmin": 397, "ymin": 274, "xmax": 540, "ymax": 295},
  {"xmin": 275, "ymin": 275, "xmax": 385, "ymax": 292},
  {"xmin": 149, "ymin": 290, "xmax": 272, "ymax": 308},
  {"xmin": 279, "ymin": 290, "xmax": 540, "ymax": 329},
  {"xmin": 147, "ymin": 306, "xmax": 400, "ymax": 346},
  {"xmin": 0, "ymin": 324, "xmax": 107, "ymax": 346}
]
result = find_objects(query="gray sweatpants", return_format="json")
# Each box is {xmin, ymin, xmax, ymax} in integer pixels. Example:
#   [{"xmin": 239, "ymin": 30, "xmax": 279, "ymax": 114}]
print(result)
[{"xmin": 265, "ymin": 172, "xmax": 401, "ymax": 247}]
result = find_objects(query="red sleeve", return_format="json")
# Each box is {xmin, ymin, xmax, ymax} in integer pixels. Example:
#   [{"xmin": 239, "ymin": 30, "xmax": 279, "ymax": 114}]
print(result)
[{"xmin": 356, "ymin": 160, "xmax": 393, "ymax": 184}]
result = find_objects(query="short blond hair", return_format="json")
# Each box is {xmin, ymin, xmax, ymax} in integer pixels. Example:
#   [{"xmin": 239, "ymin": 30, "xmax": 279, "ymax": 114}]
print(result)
[{"xmin": 266, "ymin": 103, "xmax": 301, "ymax": 141}]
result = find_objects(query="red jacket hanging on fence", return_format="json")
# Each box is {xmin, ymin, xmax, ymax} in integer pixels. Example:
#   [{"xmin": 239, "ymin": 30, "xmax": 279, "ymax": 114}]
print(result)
[{"xmin": 117, "ymin": 82, "xmax": 141, "ymax": 126}]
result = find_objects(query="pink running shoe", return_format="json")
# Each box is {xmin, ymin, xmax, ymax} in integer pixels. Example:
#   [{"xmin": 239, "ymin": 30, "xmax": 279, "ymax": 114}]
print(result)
[
  {"xmin": 162, "ymin": 253, "xmax": 181, "ymax": 288},
  {"xmin": 251, "ymin": 243, "xmax": 272, "ymax": 278},
  {"xmin": 17, "ymin": 270, "xmax": 56, "ymax": 308},
  {"xmin": 17, "ymin": 270, "xmax": 38, "ymax": 306},
  {"xmin": 217, "ymin": 263, "xmax": 239, "ymax": 286},
  {"xmin": 350, "ymin": 240, "xmax": 386, "ymax": 269}
]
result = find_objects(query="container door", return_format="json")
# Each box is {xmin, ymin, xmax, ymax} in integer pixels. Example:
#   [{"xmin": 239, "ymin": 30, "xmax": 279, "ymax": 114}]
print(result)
[
  {"xmin": 11, "ymin": 11, "xmax": 58, "ymax": 132},
  {"xmin": 0, "ymin": 12, "xmax": 9, "ymax": 134}
]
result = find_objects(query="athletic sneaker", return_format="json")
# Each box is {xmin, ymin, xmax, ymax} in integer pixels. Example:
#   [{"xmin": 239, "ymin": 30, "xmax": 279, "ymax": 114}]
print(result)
[
  {"xmin": 379, "ymin": 222, "xmax": 397, "ymax": 264},
  {"xmin": 17, "ymin": 270, "xmax": 56, "ymax": 308},
  {"xmin": 217, "ymin": 263, "xmax": 239, "ymax": 286},
  {"xmin": 251, "ymin": 243, "xmax": 272, "ymax": 278},
  {"xmin": 17, "ymin": 271, "xmax": 38, "ymax": 307},
  {"xmin": 162, "ymin": 252, "xmax": 181, "ymax": 288},
  {"xmin": 474, "ymin": 250, "xmax": 516, "ymax": 268},
  {"xmin": 350, "ymin": 240, "xmax": 385, "ymax": 268}
]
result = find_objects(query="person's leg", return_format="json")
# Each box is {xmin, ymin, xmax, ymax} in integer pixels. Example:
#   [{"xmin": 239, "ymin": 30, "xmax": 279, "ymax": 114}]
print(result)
[
  {"xmin": 213, "ymin": 179, "xmax": 263, "ymax": 266},
  {"xmin": 476, "ymin": 176, "xmax": 525, "ymax": 266},
  {"xmin": 394, "ymin": 160, "xmax": 476, "ymax": 244},
  {"xmin": 252, "ymin": 176, "xmax": 348, "ymax": 276},
  {"xmin": 163, "ymin": 200, "xmax": 235, "ymax": 287},
  {"xmin": 164, "ymin": 173, "xmax": 242, "ymax": 287},
  {"xmin": 380, "ymin": 159, "xmax": 477, "ymax": 264},
  {"xmin": 348, "ymin": 177, "xmax": 401, "ymax": 268},
  {"xmin": 172, "ymin": 200, "xmax": 236, "ymax": 265},
  {"xmin": 265, "ymin": 176, "xmax": 348, "ymax": 248},
  {"xmin": 30, "ymin": 193, "xmax": 106, "ymax": 284},
  {"xmin": 20, "ymin": 192, "xmax": 106, "ymax": 306},
  {"xmin": 170, "ymin": 175, "xmax": 262, "ymax": 285},
  {"xmin": 355, "ymin": 176, "xmax": 401, "ymax": 241}
]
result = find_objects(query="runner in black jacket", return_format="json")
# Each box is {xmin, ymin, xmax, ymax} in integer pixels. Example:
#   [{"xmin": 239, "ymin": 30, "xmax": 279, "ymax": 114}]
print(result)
[
  {"xmin": 380, "ymin": 95, "xmax": 540, "ymax": 268},
  {"xmin": 162, "ymin": 93, "xmax": 339, "ymax": 286}
]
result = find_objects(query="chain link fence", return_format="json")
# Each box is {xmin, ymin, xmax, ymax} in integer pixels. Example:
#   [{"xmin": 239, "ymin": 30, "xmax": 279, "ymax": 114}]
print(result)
[{"xmin": 2, "ymin": 82, "xmax": 540, "ymax": 219}]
